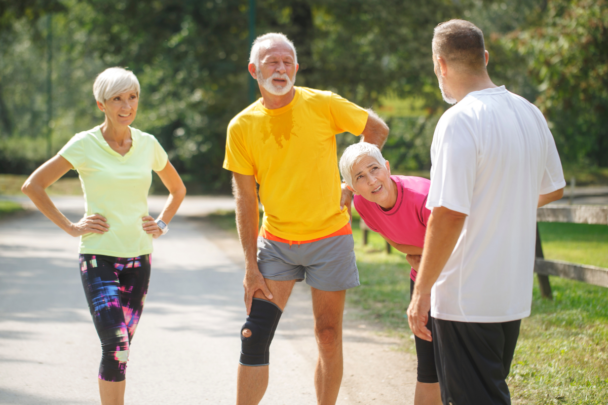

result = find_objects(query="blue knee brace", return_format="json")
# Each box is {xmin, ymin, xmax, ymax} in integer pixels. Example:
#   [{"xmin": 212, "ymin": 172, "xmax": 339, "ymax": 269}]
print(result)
[{"xmin": 240, "ymin": 298, "xmax": 282, "ymax": 366}]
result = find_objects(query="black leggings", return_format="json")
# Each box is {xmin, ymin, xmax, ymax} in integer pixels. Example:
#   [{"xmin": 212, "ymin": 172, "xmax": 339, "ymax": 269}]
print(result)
[
  {"xmin": 79, "ymin": 254, "xmax": 151, "ymax": 382},
  {"xmin": 410, "ymin": 279, "xmax": 438, "ymax": 383}
]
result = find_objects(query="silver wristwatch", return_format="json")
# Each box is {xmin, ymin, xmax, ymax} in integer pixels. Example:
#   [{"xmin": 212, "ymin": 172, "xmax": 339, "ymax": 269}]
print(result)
[{"xmin": 155, "ymin": 219, "xmax": 169, "ymax": 235}]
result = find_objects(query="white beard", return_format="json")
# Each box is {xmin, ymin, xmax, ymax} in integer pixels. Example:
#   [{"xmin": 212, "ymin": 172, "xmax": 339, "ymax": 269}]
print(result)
[
  {"xmin": 258, "ymin": 70, "xmax": 296, "ymax": 96},
  {"xmin": 438, "ymin": 76, "xmax": 457, "ymax": 105}
]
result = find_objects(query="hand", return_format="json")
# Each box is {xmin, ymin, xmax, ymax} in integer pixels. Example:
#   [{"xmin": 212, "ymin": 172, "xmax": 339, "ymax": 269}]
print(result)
[
  {"xmin": 340, "ymin": 182, "xmax": 354, "ymax": 212},
  {"xmin": 243, "ymin": 268, "xmax": 273, "ymax": 315},
  {"xmin": 69, "ymin": 214, "xmax": 109, "ymax": 237},
  {"xmin": 406, "ymin": 254, "xmax": 421, "ymax": 270},
  {"xmin": 142, "ymin": 216, "xmax": 163, "ymax": 238},
  {"xmin": 407, "ymin": 288, "xmax": 432, "ymax": 342}
]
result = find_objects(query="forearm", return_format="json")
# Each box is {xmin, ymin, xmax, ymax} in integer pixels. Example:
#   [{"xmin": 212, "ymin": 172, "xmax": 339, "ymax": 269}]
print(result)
[
  {"xmin": 360, "ymin": 109, "xmax": 389, "ymax": 149},
  {"xmin": 232, "ymin": 173, "xmax": 261, "ymax": 273},
  {"xmin": 235, "ymin": 197, "xmax": 259, "ymax": 272},
  {"xmin": 156, "ymin": 187, "xmax": 186, "ymax": 224},
  {"xmin": 22, "ymin": 184, "xmax": 73, "ymax": 234},
  {"xmin": 414, "ymin": 207, "xmax": 466, "ymax": 294}
]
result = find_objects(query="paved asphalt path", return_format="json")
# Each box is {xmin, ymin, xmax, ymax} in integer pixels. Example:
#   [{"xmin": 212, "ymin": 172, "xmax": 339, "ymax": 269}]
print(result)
[{"xmin": 0, "ymin": 196, "xmax": 416, "ymax": 404}]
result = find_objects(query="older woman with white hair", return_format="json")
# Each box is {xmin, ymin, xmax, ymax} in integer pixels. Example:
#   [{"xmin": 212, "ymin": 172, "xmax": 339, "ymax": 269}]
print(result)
[
  {"xmin": 21, "ymin": 67, "xmax": 186, "ymax": 405},
  {"xmin": 339, "ymin": 142, "xmax": 441, "ymax": 405}
]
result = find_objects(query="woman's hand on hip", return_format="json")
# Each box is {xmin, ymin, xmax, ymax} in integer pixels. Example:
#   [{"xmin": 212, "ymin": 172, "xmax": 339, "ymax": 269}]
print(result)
[
  {"xmin": 70, "ymin": 214, "xmax": 109, "ymax": 237},
  {"xmin": 142, "ymin": 216, "xmax": 162, "ymax": 238}
]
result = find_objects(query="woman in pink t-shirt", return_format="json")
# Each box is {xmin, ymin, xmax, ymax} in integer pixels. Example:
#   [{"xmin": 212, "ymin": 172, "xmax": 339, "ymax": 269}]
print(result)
[{"xmin": 339, "ymin": 142, "xmax": 440, "ymax": 405}]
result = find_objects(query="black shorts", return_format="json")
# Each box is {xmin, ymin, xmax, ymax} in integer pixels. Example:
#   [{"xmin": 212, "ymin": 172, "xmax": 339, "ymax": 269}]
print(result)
[
  {"xmin": 409, "ymin": 279, "xmax": 438, "ymax": 383},
  {"xmin": 433, "ymin": 318, "xmax": 521, "ymax": 404}
]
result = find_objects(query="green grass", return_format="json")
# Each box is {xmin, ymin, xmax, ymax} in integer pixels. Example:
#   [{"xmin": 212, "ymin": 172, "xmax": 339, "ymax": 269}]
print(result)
[
  {"xmin": 0, "ymin": 200, "xmax": 24, "ymax": 220},
  {"xmin": 205, "ymin": 211, "xmax": 608, "ymax": 403},
  {"xmin": 539, "ymin": 222, "xmax": 608, "ymax": 268},
  {"xmin": 0, "ymin": 174, "xmax": 83, "ymax": 196}
]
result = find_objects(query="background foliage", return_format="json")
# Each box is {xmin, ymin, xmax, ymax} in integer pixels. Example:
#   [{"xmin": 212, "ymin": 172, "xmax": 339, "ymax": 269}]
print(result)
[{"xmin": 0, "ymin": 0, "xmax": 605, "ymax": 191}]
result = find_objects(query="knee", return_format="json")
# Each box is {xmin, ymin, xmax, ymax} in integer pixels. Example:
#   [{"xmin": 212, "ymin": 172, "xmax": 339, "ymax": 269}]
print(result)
[
  {"xmin": 240, "ymin": 299, "xmax": 283, "ymax": 366},
  {"xmin": 315, "ymin": 326, "xmax": 340, "ymax": 351}
]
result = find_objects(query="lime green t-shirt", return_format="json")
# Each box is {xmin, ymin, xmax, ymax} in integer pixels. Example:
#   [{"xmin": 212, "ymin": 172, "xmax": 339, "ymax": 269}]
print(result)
[{"xmin": 58, "ymin": 126, "xmax": 168, "ymax": 257}]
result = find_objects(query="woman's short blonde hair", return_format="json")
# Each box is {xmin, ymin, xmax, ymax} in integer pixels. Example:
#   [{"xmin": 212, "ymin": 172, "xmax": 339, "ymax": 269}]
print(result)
[
  {"xmin": 339, "ymin": 142, "xmax": 386, "ymax": 188},
  {"xmin": 93, "ymin": 67, "xmax": 140, "ymax": 103}
]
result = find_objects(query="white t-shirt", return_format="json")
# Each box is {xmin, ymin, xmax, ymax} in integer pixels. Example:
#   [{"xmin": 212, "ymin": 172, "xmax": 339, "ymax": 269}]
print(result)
[{"xmin": 427, "ymin": 86, "xmax": 566, "ymax": 323}]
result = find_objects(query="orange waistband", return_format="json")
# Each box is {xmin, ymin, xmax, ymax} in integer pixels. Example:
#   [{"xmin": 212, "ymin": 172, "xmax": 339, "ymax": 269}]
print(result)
[{"xmin": 260, "ymin": 223, "xmax": 352, "ymax": 246}]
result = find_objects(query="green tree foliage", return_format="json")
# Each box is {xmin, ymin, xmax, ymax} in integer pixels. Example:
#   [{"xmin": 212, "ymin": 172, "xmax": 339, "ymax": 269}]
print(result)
[
  {"xmin": 1, "ymin": 0, "xmax": 604, "ymax": 189},
  {"xmin": 500, "ymin": 0, "xmax": 608, "ymax": 167}
]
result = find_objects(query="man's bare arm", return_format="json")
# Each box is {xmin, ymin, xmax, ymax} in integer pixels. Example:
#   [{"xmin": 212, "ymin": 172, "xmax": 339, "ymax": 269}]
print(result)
[
  {"xmin": 407, "ymin": 206, "xmax": 467, "ymax": 341},
  {"xmin": 232, "ymin": 173, "xmax": 273, "ymax": 314},
  {"xmin": 538, "ymin": 188, "xmax": 564, "ymax": 207},
  {"xmin": 360, "ymin": 109, "xmax": 389, "ymax": 149}
]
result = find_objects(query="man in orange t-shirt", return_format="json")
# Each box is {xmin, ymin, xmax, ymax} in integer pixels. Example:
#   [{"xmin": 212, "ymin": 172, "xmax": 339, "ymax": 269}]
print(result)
[{"xmin": 223, "ymin": 33, "xmax": 388, "ymax": 405}]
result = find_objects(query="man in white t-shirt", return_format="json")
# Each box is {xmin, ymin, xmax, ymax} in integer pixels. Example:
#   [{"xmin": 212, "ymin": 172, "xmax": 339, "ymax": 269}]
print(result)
[{"xmin": 407, "ymin": 19, "xmax": 566, "ymax": 404}]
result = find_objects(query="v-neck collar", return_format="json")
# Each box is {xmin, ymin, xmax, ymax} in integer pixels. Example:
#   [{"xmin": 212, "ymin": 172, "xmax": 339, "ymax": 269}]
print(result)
[{"xmin": 89, "ymin": 126, "xmax": 137, "ymax": 161}]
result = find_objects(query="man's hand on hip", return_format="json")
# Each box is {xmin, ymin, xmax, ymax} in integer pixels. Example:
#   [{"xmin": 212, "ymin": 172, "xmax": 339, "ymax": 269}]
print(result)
[
  {"xmin": 243, "ymin": 268, "xmax": 274, "ymax": 315},
  {"xmin": 407, "ymin": 288, "xmax": 432, "ymax": 342},
  {"xmin": 340, "ymin": 183, "xmax": 354, "ymax": 218}
]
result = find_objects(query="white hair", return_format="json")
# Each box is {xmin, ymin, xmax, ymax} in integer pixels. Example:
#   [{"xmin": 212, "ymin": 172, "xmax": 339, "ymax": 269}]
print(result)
[
  {"xmin": 340, "ymin": 142, "xmax": 386, "ymax": 188},
  {"xmin": 249, "ymin": 33, "xmax": 297, "ymax": 69},
  {"xmin": 93, "ymin": 67, "xmax": 140, "ymax": 103},
  {"xmin": 339, "ymin": 142, "xmax": 387, "ymax": 188}
]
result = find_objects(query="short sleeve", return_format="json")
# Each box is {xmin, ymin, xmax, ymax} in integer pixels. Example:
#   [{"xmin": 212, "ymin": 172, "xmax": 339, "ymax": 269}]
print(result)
[
  {"xmin": 420, "ymin": 196, "xmax": 431, "ymax": 226},
  {"xmin": 426, "ymin": 115, "xmax": 477, "ymax": 215},
  {"xmin": 539, "ymin": 122, "xmax": 566, "ymax": 194},
  {"xmin": 329, "ymin": 93, "xmax": 369, "ymax": 135},
  {"xmin": 152, "ymin": 137, "xmax": 169, "ymax": 172},
  {"xmin": 353, "ymin": 196, "xmax": 379, "ymax": 232},
  {"xmin": 58, "ymin": 135, "xmax": 86, "ymax": 170},
  {"xmin": 223, "ymin": 120, "xmax": 255, "ymax": 175}
]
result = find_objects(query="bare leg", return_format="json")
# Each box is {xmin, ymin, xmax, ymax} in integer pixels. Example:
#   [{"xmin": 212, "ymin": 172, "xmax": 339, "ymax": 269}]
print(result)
[
  {"xmin": 414, "ymin": 382, "xmax": 442, "ymax": 405},
  {"xmin": 311, "ymin": 288, "xmax": 345, "ymax": 405},
  {"xmin": 236, "ymin": 279, "xmax": 296, "ymax": 405},
  {"xmin": 98, "ymin": 379, "xmax": 125, "ymax": 405}
]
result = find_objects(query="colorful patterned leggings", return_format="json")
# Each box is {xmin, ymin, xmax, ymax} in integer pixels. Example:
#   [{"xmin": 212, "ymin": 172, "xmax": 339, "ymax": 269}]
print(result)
[{"xmin": 79, "ymin": 254, "xmax": 151, "ymax": 382}]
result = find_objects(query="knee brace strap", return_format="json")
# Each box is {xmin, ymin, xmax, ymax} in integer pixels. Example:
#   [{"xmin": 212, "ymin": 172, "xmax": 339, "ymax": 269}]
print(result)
[{"xmin": 240, "ymin": 298, "xmax": 282, "ymax": 366}]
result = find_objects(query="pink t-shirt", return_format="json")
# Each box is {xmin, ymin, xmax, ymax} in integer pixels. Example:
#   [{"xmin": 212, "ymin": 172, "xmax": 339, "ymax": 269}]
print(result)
[{"xmin": 354, "ymin": 175, "xmax": 431, "ymax": 281}]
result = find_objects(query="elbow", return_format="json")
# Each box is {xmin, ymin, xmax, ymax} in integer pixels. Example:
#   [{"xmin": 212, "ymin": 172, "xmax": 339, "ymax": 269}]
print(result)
[
  {"xmin": 21, "ymin": 180, "xmax": 31, "ymax": 196},
  {"xmin": 382, "ymin": 120, "xmax": 390, "ymax": 135},
  {"xmin": 175, "ymin": 185, "xmax": 187, "ymax": 199}
]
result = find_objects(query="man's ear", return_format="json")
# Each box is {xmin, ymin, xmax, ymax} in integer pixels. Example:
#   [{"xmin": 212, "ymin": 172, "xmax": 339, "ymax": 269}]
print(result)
[
  {"xmin": 385, "ymin": 160, "xmax": 391, "ymax": 175},
  {"xmin": 248, "ymin": 63, "xmax": 258, "ymax": 80},
  {"xmin": 437, "ymin": 56, "xmax": 449, "ymax": 77},
  {"xmin": 484, "ymin": 50, "xmax": 489, "ymax": 67}
]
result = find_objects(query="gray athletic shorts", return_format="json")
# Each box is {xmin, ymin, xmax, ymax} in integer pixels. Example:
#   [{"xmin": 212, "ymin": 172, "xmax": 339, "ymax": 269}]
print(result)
[{"xmin": 257, "ymin": 233, "xmax": 359, "ymax": 292}]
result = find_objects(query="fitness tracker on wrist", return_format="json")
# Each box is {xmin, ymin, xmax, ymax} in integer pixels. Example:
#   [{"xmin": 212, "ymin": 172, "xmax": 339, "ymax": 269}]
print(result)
[{"xmin": 155, "ymin": 219, "xmax": 169, "ymax": 235}]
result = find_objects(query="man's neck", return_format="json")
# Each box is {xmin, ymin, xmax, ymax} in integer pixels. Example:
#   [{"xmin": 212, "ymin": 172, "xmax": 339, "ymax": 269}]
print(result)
[
  {"xmin": 260, "ymin": 87, "xmax": 297, "ymax": 110},
  {"xmin": 453, "ymin": 74, "xmax": 498, "ymax": 103}
]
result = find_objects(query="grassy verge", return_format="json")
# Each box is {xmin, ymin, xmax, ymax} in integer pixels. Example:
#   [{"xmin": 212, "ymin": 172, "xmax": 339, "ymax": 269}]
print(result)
[
  {"xmin": 508, "ymin": 222, "xmax": 608, "ymax": 404},
  {"xmin": 0, "ymin": 174, "xmax": 83, "ymax": 196},
  {"xmin": 204, "ymin": 210, "xmax": 608, "ymax": 403},
  {"xmin": 0, "ymin": 200, "xmax": 24, "ymax": 220}
]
